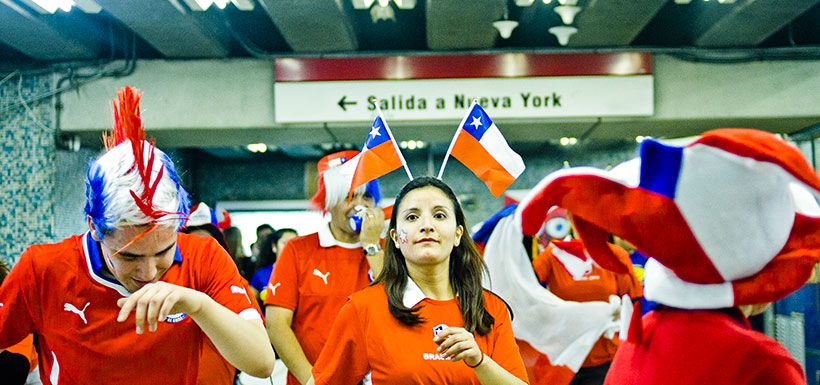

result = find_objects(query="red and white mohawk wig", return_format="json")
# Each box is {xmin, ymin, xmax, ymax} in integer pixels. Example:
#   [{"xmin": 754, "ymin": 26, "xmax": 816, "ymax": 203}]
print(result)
[{"xmin": 85, "ymin": 87, "xmax": 190, "ymax": 235}]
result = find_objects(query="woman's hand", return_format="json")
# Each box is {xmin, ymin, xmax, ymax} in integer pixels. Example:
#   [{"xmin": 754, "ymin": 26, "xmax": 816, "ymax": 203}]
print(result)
[
  {"xmin": 116, "ymin": 281, "xmax": 207, "ymax": 334},
  {"xmin": 433, "ymin": 327, "xmax": 483, "ymax": 368}
]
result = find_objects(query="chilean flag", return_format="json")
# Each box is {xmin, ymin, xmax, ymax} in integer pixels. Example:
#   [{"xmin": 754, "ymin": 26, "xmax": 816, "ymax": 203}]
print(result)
[
  {"xmin": 442, "ymin": 102, "xmax": 525, "ymax": 197},
  {"xmin": 348, "ymin": 114, "xmax": 409, "ymax": 198}
]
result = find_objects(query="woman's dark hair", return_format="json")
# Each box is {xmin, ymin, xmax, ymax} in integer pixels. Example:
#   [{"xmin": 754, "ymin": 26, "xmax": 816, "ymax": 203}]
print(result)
[
  {"xmin": 181, "ymin": 224, "xmax": 229, "ymax": 251},
  {"xmin": 223, "ymin": 226, "xmax": 246, "ymax": 261},
  {"xmin": 376, "ymin": 176, "xmax": 494, "ymax": 336},
  {"xmin": 257, "ymin": 228, "xmax": 297, "ymax": 269}
]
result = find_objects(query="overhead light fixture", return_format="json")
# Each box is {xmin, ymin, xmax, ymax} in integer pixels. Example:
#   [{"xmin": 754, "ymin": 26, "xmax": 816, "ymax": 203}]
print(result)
[
  {"xmin": 370, "ymin": 3, "xmax": 395, "ymax": 22},
  {"xmin": 182, "ymin": 0, "xmax": 254, "ymax": 11},
  {"xmin": 554, "ymin": 5, "xmax": 581, "ymax": 25},
  {"xmin": 493, "ymin": 1, "xmax": 519, "ymax": 39},
  {"xmin": 514, "ymin": 0, "xmax": 535, "ymax": 5},
  {"xmin": 549, "ymin": 26, "xmax": 577, "ymax": 46},
  {"xmin": 399, "ymin": 140, "xmax": 426, "ymax": 150},
  {"xmin": 559, "ymin": 137, "xmax": 578, "ymax": 146},
  {"xmin": 247, "ymin": 143, "xmax": 267, "ymax": 153},
  {"xmin": 351, "ymin": 0, "xmax": 415, "ymax": 10},
  {"xmin": 635, "ymin": 135, "xmax": 651, "ymax": 143},
  {"xmin": 557, "ymin": 0, "xmax": 577, "ymax": 4},
  {"xmin": 493, "ymin": 20, "xmax": 519, "ymax": 39},
  {"xmin": 56, "ymin": 133, "xmax": 81, "ymax": 152},
  {"xmin": 21, "ymin": 0, "xmax": 74, "ymax": 13}
]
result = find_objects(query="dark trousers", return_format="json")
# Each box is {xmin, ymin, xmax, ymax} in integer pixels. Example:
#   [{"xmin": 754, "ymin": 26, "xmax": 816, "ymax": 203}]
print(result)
[
  {"xmin": 569, "ymin": 362, "xmax": 612, "ymax": 385},
  {"xmin": 0, "ymin": 350, "xmax": 30, "ymax": 385}
]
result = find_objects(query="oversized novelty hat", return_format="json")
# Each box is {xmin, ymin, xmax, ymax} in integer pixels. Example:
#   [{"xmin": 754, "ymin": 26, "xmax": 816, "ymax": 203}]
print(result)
[
  {"xmin": 519, "ymin": 129, "xmax": 820, "ymax": 308},
  {"xmin": 185, "ymin": 202, "xmax": 231, "ymax": 230},
  {"xmin": 310, "ymin": 150, "xmax": 382, "ymax": 211}
]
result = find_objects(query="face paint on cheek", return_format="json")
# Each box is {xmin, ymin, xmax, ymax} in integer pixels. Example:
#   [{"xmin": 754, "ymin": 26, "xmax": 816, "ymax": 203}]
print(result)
[{"xmin": 398, "ymin": 229, "xmax": 409, "ymax": 245}]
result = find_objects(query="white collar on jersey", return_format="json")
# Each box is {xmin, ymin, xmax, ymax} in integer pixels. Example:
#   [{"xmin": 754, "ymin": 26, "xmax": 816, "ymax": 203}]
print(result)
[
  {"xmin": 82, "ymin": 232, "xmax": 132, "ymax": 296},
  {"xmin": 402, "ymin": 276, "xmax": 427, "ymax": 308},
  {"xmin": 318, "ymin": 212, "xmax": 361, "ymax": 249}
]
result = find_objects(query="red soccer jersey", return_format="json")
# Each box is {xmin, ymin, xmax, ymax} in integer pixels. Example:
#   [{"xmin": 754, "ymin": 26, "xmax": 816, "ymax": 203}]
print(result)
[
  {"xmin": 0, "ymin": 232, "xmax": 261, "ymax": 385},
  {"xmin": 532, "ymin": 241, "xmax": 642, "ymax": 367},
  {"xmin": 605, "ymin": 308, "xmax": 805, "ymax": 385},
  {"xmin": 312, "ymin": 281, "xmax": 529, "ymax": 385},
  {"xmin": 263, "ymin": 224, "xmax": 372, "ymax": 385}
]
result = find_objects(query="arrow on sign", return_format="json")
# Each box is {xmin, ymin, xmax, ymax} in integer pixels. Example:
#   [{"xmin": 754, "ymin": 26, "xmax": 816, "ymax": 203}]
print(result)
[{"xmin": 338, "ymin": 96, "xmax": 357, "ymax": 111}]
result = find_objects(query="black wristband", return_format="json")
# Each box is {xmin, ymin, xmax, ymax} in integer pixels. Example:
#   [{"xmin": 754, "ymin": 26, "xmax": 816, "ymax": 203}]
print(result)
[{"xmin": 465, "ymin": 353, "xmax": 485, "ymax": 368}]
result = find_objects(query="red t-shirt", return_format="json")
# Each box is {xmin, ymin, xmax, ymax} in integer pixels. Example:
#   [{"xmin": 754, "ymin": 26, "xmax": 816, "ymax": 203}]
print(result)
[
  {"xmin": 312, "ymin": 281, "xmax": 529, "ymax": 385},
  {"xmin": 0, "ymin": 232, "xmax": 261, "ymax": 385},
  {"xmin": 533, "ymin": 241, "xmax": 641, "ymax": 367},
  {"xmin": 264, "ymin": 226, "xmax": 372, "ymax": 385},
  {"xmin": 605, "ymin": 308, "xmax": 805, "ymax": 385}
]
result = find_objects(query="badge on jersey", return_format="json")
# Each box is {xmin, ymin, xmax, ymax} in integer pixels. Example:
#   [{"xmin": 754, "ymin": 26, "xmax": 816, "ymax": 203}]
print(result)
[
  {"xmin": 165, "ymin": 312, "xmax": 188, "ymax": 323},
  {"xmin": 433, "ymin": 324, "xmax": 448, "ymax": 338}
]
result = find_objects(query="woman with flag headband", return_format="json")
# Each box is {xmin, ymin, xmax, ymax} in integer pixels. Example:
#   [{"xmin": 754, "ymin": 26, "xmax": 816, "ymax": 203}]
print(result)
[
  {"xmin": 0, "ymin": 86, "xmax": 275, "ymax": 385},
  {"xmin": 303, "ymin": 104, "xmax": 529, "ymax": 384},
  {"xmin": 309, "ymin": 176, "xmax": 529, "ymax": 385},
  {"xmin": 514, "ymin": 128, "xmax": 819, "ymax": 384}
]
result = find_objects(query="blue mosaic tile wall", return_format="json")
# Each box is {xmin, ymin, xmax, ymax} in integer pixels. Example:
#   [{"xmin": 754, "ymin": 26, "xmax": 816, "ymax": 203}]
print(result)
[
  {"xmin": 0, "ymin": 74, "xmax": 55, "ymax": 266},
  {"xmin": 53, "ymin": 147, "xmax": 98, "ymax": 240}
]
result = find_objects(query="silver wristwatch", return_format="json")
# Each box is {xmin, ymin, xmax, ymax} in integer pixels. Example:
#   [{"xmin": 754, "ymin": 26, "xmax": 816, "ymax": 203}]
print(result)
[{"xmin": 363, "ymin": 243, "xmax": 382, "ymax": 256}]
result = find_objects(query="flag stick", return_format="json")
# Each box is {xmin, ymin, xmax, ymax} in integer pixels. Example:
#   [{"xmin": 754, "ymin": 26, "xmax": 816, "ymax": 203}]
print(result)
[
  {"xmin": 376, "ymin": 106, "xmax": 414, "ymax": 181},
  {"xmin": 437, "ymin": 100, "xmax": 478, "ymax": 179}
]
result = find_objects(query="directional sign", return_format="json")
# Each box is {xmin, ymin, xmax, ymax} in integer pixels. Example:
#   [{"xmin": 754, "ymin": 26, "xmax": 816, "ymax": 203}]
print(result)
[
  {"xmin": 273, "ymin": 53, "xmax": 654, "ymax": 124},
  {"xmin": 337, "ymin": 95, "xmax": 357, "ymax": 111},
  {"xmin": 274, "ymin": 76, "xmax": 653, "ymax": 123}
]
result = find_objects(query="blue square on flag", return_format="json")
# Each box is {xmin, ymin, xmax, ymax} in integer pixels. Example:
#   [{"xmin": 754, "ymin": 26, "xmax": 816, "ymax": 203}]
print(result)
[
  {"xmin": 364, "ymin": 116, "xmax": 391, "ymax": 149},
  {"xmin": 462, "ymin": 104, "xmax": 492, "ymax": 141}
]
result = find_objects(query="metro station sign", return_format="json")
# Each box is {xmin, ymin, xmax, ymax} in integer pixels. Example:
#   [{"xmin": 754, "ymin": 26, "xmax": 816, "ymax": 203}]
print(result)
[{"xmin": 273, "ymin": 53, "xmax": 653, "ymax": 124}]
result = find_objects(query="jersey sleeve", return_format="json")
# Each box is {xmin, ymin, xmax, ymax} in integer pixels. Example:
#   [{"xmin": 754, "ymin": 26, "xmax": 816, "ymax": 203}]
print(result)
[
  {"xmin": 263, "ymin": 240, "xmax": 299, "ymax": 310},
  {"xmin": 311, "ymin": 300, "xmax": 370, "ymax": 385},
  {"xmin": 0, "ymin": 249, "xmax": 38, "ymax": 348},
  {"xmin": 532, "ymin": 248, "xmax": 553, "ymax": 287},
  {"xmin": 486, "ymin": 295, "xmax": 529, "ymax": 383},
  {"xmin": 197, "ymin": 237, "xmax": 262, "ymax": 321}
]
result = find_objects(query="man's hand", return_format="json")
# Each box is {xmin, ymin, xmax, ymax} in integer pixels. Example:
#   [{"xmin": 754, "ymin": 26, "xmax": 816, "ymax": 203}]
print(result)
[
  {"xmin": 358, "ymin": 207, "xmax": 385, "ymax": 245},
  {"xmin": 116, "ymin": 281, "xmax": 207, "ymax": 334}
]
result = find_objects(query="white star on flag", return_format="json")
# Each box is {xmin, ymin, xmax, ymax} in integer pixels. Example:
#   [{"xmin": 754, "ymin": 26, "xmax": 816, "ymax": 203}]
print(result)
[
  {"xmin": 369, "ymin": 125, "xmax": 381, "ymax": 139},
  {"xmin": 470, "ymin": 116, "xmax": 482, "ymax": 129}
]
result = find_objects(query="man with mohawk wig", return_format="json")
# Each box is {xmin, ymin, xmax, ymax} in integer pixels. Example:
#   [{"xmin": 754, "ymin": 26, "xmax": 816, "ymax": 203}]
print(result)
[
  {"xmin": 265, "ymin": 150, "xmax": 387, "ymax": 385},
  {"xmin": 0, "ymin": 87, "xmax": 275, "ymax": 385}
]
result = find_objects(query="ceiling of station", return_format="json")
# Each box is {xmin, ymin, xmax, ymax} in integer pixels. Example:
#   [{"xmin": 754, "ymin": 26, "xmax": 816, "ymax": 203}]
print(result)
[{"xmin": 2, "ymin": 0, "xmax": 819, "ymax": 157}]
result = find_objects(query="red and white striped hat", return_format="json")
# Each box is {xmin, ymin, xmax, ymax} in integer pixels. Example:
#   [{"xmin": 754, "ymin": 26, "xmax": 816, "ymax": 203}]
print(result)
[{"xmin": 519, "ymin": 129, "xmax": 820, "ymax": 308}]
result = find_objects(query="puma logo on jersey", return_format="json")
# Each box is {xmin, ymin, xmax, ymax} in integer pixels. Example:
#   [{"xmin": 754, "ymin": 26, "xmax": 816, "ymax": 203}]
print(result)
[
  {"xmin": 230, "ymin": 285, "xmax": 251, "ymax": 303},
  {"xmin": 313, "ymin": 269, "xmax": 330, "ymax": 285},
  {"xmin": 64, "ymin": 302, "xmax": 90, "ymax": 324},
  {"xmin": 268, "ymin": 282, "xmax": 281, "ymax": 295}
]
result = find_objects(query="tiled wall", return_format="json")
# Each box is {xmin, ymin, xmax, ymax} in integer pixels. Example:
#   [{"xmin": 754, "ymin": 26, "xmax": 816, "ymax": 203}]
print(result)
[
  {"xmin": 54, "ymin": 147, "xmax": 98, "ymax": 240},
  {"xmin": 0, "ymin": 74, "xmax": 55, "ymax": 266}
]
